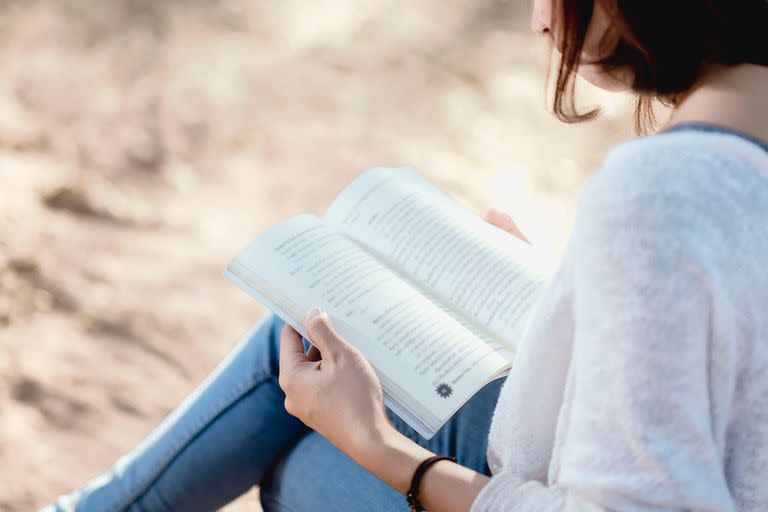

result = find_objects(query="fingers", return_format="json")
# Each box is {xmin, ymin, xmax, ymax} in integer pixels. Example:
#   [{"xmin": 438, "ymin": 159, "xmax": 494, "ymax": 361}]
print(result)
[
  {"xmin": 305, "ymin": 307, "xmax": 347, "ymax": 361},
  {"xmin": 485, "ymin": 208, "xmax": 516, "ymax": 231},
  {"xmin": 279, "ymin": 324, "xmax": 318, "ymax": 400},
  {"xmin": 485, "ymin": 208, "xmax": 530, "ymax": 244},
  {"xmin": 279, "ymin": 323, "xmax": 307, "ymax": 370},
  {"xmin": 306, "ymin": 345, "xmax": 322, "ymax": 362}
]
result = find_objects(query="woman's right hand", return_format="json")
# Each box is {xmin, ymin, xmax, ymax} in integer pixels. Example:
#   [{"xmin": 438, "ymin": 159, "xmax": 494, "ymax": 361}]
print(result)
[{"xmin": 484, "ymin": 208, "xmax": 530, "ymax": 244}]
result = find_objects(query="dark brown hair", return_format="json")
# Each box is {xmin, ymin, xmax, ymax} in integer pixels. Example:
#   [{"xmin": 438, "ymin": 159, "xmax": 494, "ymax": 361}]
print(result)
[{"xmin": 552, "ymin": 0, "xmax": 768, "ymax": 133}]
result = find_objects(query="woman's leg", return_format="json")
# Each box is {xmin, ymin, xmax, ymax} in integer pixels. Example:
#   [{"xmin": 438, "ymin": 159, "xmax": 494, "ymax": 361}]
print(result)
[
  {"xmin": 46, "ymin": 314, "xmax": 309, "ymax": 512},
  {"xmin": 259, "ymin": 378, "xmax": 503, "ymax": 511}
]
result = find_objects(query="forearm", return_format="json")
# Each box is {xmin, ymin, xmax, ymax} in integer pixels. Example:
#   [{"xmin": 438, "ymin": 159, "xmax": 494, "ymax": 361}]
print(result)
[{"xmin": 353, "ymin": 427, "xmax": 490, "ymax": 512}]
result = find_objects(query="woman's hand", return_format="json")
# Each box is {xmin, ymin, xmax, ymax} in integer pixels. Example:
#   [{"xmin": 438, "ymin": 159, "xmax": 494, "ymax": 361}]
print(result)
[
  {"xmin": 484, "ymin": 207, "xmax": 529, "ymax": 243},
  {"xmin": 278, "ymin": 307, "xmax": 393, "ymax": 458}
]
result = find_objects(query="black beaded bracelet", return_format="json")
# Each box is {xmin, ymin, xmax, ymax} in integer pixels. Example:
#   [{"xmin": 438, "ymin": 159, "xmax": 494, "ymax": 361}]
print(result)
[{"xmin": 406, "ymin": 455, "xmax": 457, "ymax": 512}]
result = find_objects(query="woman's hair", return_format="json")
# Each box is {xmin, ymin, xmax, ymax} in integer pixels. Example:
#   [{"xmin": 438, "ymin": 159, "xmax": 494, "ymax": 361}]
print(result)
[{"xmin": 553, "ymin": 0, "xmax": 768, "ymax": 133}]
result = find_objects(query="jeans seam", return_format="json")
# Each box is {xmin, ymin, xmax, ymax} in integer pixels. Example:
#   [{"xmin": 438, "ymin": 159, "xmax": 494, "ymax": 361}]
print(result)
[{"xmin": 112, "ymin": 373, "xmax": 275, "ymax": 512}]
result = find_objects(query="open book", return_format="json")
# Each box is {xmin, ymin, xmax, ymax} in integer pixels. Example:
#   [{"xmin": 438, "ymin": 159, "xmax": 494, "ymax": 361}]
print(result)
[{"xmin": 225, "ymin": 167, "xmax": 547, "ymax": 438}]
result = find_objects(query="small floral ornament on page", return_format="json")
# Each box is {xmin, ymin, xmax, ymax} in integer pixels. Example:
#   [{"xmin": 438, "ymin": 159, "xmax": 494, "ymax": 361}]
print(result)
[{"xmin": 436, "ymin": 383, "xmax": 453, "ymax": 398}]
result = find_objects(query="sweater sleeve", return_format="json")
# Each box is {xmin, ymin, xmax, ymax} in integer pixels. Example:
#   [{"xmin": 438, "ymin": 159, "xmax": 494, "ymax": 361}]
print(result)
[{"xmin": 472, "ymin": 158, "xmax": 736, "ymax": 511}]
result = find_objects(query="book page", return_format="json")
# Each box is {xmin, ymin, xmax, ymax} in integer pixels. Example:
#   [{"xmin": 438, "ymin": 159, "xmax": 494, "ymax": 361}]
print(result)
[
  {"xmin": 324, "ymin": 167, "xmax": 548, "ymax": 352},
  {"xmin": 225, "ymin": 214, "xmax": 510, "ymax": 434}
]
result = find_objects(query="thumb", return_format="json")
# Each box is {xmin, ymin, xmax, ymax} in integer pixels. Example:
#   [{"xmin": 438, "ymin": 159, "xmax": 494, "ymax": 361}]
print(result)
[{"xmin": 304, "ymin": 307, "xmax": 347, "ymax": 361}]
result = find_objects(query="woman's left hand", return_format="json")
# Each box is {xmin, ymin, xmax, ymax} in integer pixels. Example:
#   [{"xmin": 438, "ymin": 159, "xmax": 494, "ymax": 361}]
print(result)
[{"xmin": 278, "ymin": 307, "xmax": 393, "ymax": 458}]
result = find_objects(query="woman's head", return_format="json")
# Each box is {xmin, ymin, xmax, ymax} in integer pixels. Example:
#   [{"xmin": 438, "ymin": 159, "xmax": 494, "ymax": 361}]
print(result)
[{"xmin": 532, "ymin": 0, "xmax": 768, "ymax": 131}]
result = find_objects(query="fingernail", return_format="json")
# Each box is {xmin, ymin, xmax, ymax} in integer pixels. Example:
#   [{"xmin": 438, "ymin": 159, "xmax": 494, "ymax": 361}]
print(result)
[{"xmin": 306, "ymin": 306, "xmax": 326, "ymax": 321}]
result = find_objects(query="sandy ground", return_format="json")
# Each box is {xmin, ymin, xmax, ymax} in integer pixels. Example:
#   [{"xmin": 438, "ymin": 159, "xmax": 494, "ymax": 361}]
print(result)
[{"xmin": 0, "ymin": 1, "xmax": 634, "ymax": 510}]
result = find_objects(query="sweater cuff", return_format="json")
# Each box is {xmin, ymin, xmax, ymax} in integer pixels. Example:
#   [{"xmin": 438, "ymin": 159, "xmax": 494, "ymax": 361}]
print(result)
[{"xmin": 471, "ymin": 471, "xmax": 565, "ymax": 511}]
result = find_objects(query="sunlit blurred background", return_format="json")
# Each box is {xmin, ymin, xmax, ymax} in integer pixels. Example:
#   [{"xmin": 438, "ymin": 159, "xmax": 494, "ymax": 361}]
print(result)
[{"xmin": 0, "ymin": 1, "xmax": 636, "ymax": 509}]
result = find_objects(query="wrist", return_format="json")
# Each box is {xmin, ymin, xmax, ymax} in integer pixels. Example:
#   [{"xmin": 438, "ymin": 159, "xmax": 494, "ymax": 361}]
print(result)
[
  {"xmin": 347, "ymin": 418, "xmax": 398, "ymax": 463},
  {"xmin": 354, "ymin": 423, "xmax": 434, "ymax": 494}
]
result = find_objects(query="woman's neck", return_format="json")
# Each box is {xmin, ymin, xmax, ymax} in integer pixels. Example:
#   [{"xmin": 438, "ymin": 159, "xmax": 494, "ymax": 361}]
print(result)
[{"xmin": 666, "ymin": 63, "xmax": 768, "ymax": 143}]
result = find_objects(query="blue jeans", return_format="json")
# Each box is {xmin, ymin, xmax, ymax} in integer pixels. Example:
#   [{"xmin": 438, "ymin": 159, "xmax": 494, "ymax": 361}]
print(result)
[{"xmin": 46, "ymin": 314, "xmax": 502, "ymax": 511}]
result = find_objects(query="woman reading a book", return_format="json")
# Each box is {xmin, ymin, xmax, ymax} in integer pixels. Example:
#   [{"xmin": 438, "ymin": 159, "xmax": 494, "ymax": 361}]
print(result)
[{"xmin": 48, "ymin": 0, "xmax": 768, "ymax": 511}]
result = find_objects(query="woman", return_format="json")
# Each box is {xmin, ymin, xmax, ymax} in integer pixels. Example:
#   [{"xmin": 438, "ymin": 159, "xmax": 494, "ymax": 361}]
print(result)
[{"xmin": 49, "ymin": 0, "xmax": 768, "ymax": 510}]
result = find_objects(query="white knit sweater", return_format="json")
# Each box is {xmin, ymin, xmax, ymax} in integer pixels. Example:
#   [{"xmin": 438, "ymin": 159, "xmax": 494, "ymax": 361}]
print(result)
[{"xmin": 472, "ymin": 131, "xmax": 768, "ymax": 512}]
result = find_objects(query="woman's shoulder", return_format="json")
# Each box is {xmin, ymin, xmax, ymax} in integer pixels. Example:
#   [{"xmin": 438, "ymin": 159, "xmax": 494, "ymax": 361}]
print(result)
[
  {"xmin": 577, "ymin": 130, "xmax": 768, "ymax": 228},
  {"xmin": 570, "ymin": 130, "xmax": 768, "ymax": 269},
  {"xmin": 585, "ymin": 130, "xmax": 768, "ymax": 204}
]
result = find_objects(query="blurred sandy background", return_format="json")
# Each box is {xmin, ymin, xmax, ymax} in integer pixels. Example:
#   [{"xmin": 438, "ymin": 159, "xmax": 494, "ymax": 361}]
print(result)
[{"xmin": 0, "ymin": 1, "xmax": 635, "ymax": 510}]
